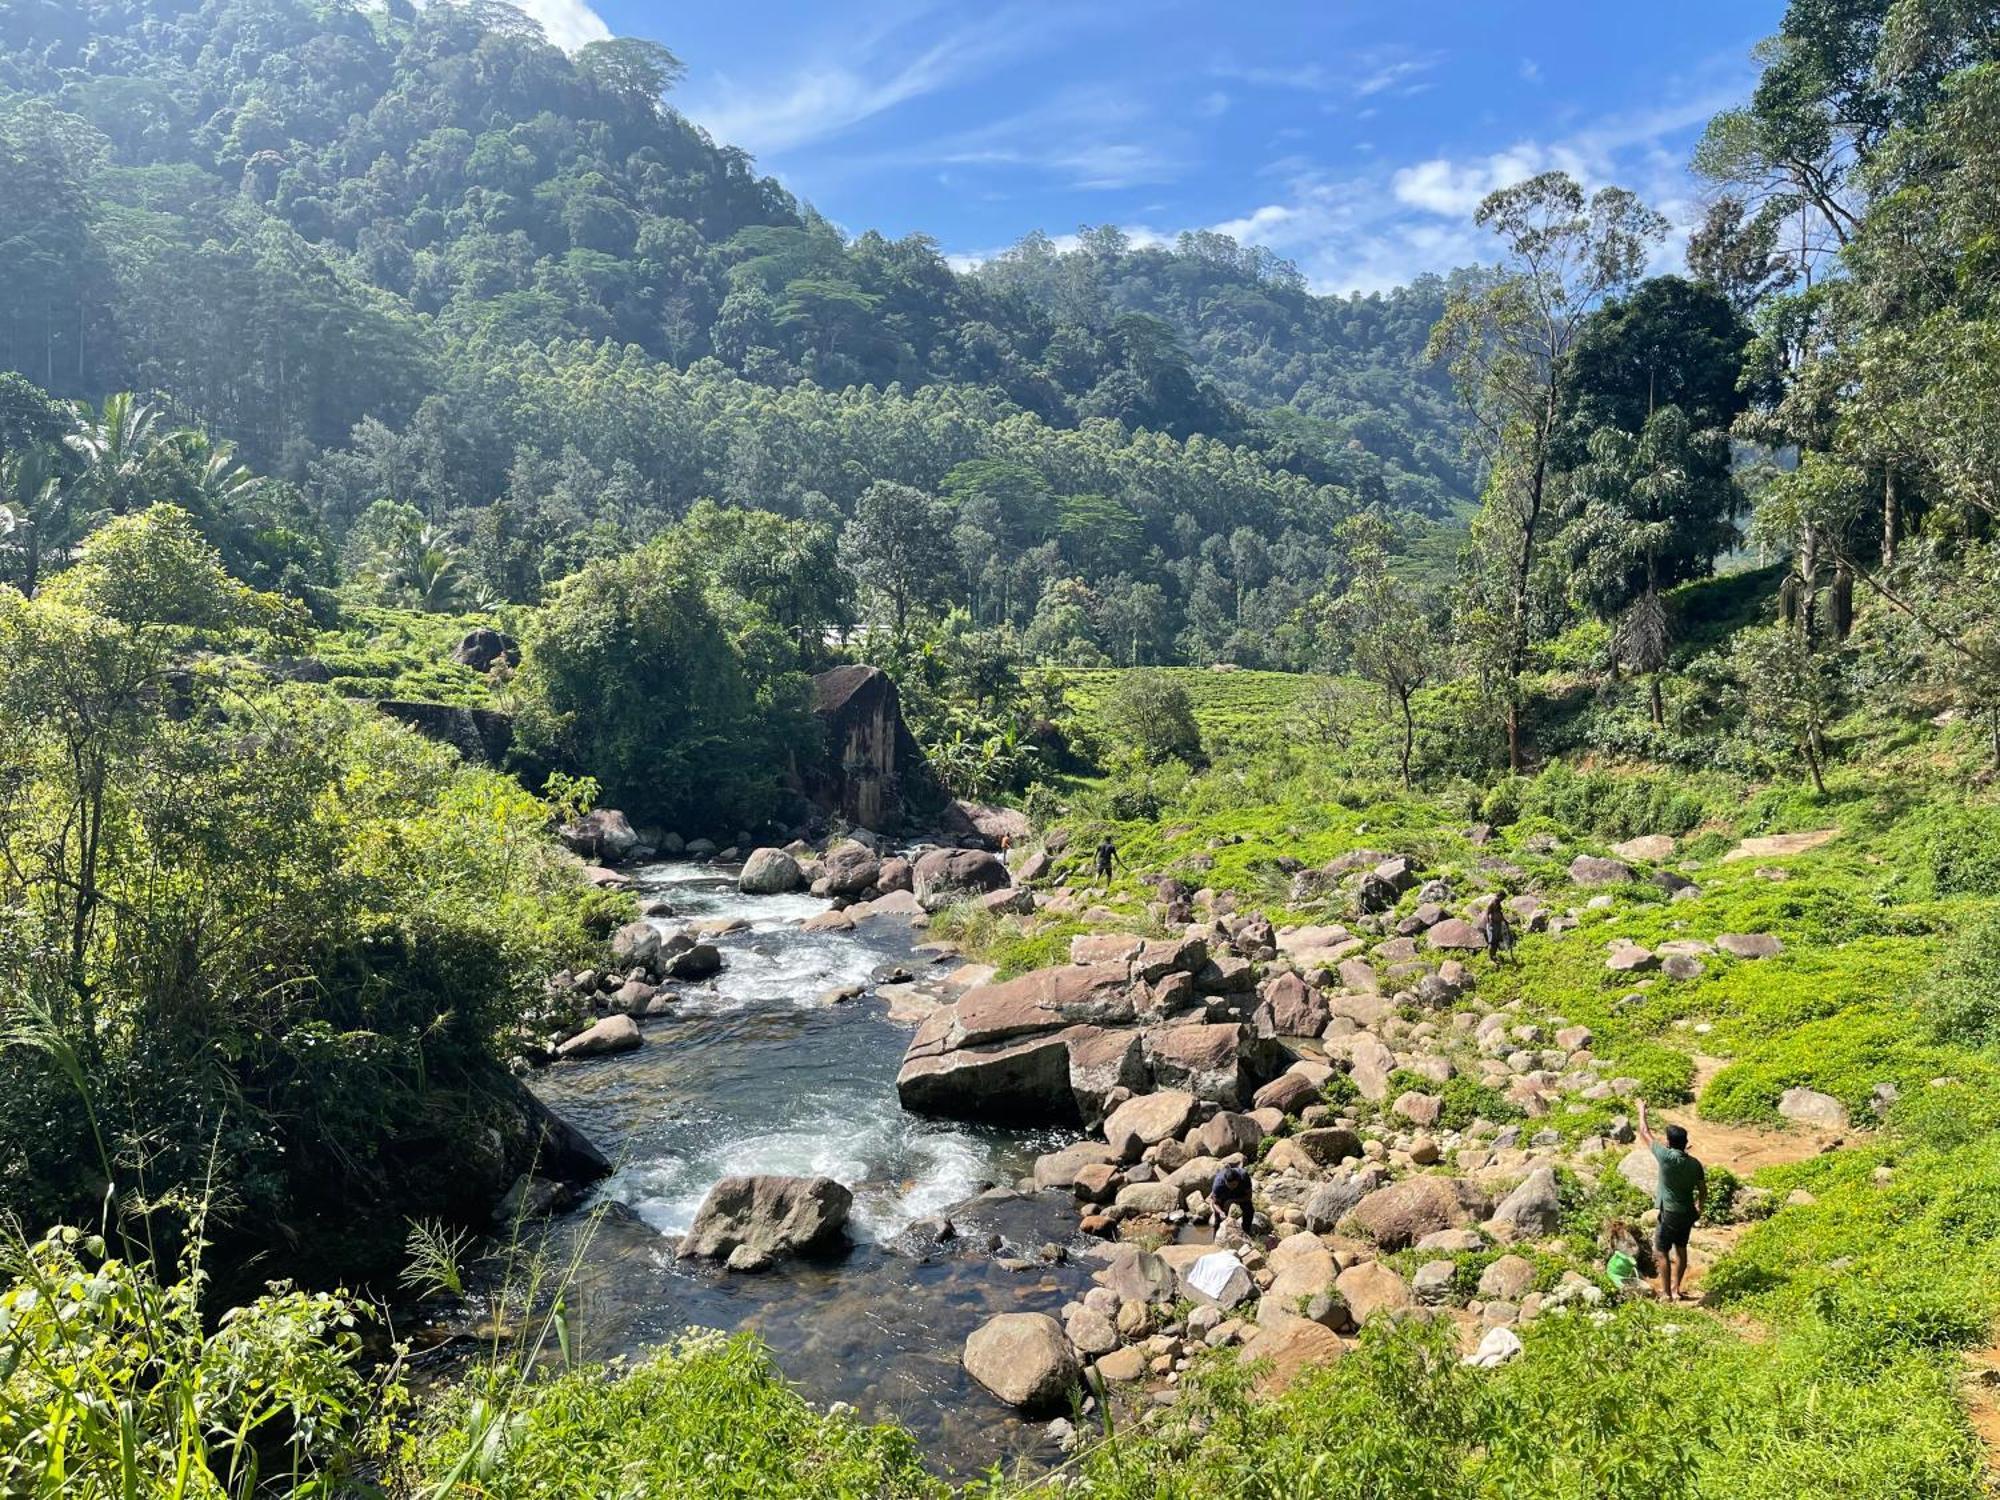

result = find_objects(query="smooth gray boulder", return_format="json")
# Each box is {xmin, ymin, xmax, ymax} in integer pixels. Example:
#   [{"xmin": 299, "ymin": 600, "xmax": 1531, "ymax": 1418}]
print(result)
[
  {"xmin": 962, "ymin": 1312, "xmax": 1080, "ymax": 1414},
  {"xmin": 738, "ymin": 847, "xmax": 804, "ymax": 894}
]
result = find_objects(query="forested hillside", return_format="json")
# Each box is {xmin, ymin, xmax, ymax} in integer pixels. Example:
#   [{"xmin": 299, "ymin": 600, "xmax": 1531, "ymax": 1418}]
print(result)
[
  {"xmin": 977, "ymin": 231, "xmax": 1482, "ymax": 515},
  {"xmin": 0, "ymin": 0, "xmax": 1480, "ymax": 670}
]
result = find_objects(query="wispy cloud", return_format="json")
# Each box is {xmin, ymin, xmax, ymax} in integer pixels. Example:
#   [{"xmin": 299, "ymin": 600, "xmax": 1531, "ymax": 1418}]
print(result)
[
  {"xmin": 682, "ymin": 6, "xmax": 1059, "ymax": 157},
  {"xmin": 1183, "ymin": 69, "xmax": 1753, "ymax": 294},
  {"xmin": 872, "ymin": 87, "xmax": 1185, "ymax": 191},
  {"xmin": 1211, "ymin": 46, "xmax": 1442, "ymax": 100}
]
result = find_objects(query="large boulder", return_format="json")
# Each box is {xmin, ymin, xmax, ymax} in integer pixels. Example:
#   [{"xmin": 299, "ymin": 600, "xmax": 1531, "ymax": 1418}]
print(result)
[
  {"xmin": 738, "ymin": 847, "xmax": 804, "ymax": 895},
  {"xmin": 1778, "ymin": 1087, "xmax": 1850, "ymax": 1129},
  {"xmin": 1066, "ymin": 1027, "xmax": 1147, "ymax": 1124},
  {"xmin": 962, "ymin": 1313, "xmax": 1080, "ymax": 1414},
  {"xmin": 950, "ymin": 965, "xmax": 1137, "ymax": 1046},
  {"xmin": 1236, "ymin": 1315, "xmax": 1346, "ymax": 1395},
  {"xmin": 1252, "ymin": 971, "xmax": 1330, "ymax": 1039},
  {"xmin": 1104, "ymin": 1090, "xmax": 1201, "ymax": 1160},
  {"xmin": 807, "ymin": 665, "xmax": 926, "ymax": 831},
  {"xmin": 1335, "ymin": 1261, "xmax": 1412, "ymax": 1324},
  {"xmin": 677, "ymin": 1174, "xmax": 852, "ymax": 1271},
  {"xmin": 820, "ymin": 840, "xmax": 882, "ymax": 897},
  {"xmin": 897, "ymin": 1015, "xmax": 1079, "ymax": 1125},
  {"xmin": 609, "ymin": 920, "xmax": 662, "ymax": 970},
  {"xmin": 1145, "ymin": 1023, "xmax": 1255, "ymax": 1105},
  {"xmin": 913, "ymin": 848, "xmax": 1011, "ymax": 910},
  {"xmin": 1347, "ymin": 1175, "xmax": 1488, "ymax": 1251},
  {"xmin": 1488, "ymin": 1167, "xmax": 1562, "ymax": 1239},
  {"xmin": 560, "ymin": 809, "xmax": 639, "ymax": 863}
]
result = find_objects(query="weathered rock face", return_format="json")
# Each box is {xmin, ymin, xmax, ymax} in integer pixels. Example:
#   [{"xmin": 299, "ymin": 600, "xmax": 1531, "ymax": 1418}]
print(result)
[
  {"xmin": 1103, "ymin": 1090, "xmax": 1201, "ymax": 1160},
  {"xmin": 738, "ymin": 847, "xmax": 804, "ymax": 894},
  {"xmin": 951, "ymin": 965, "xmax": 1137, "ymax": 1046},
  {"xmin": 1236, "ymin": 1315, "xmax": 1345, "ymax": 1395},
  {"xmin": 805, "ymin": 664, "xmax": 927, "ymax": 831},
  {"xmin": 374, "ymin": 700, "xmax": 515, "ymax": 767},
  {"xmin": 1489, "ymin": 1167, "xmax": 1562, "ymax": 1238},
  {"xmin": 896, "ymin": 1016, "xmax": 1080, "ymax": 1125},
  {"xmin": 677, "ymin": 1174, "xmax": 852, "ymax": 1271},
  {"xmin": 820, "ymin": 841, "xmax": 882, "ymax": 896},
  {"xmin": 962, "ymin": 1312, "xmax": 1080, "ymax": 1413},
  {"xmin": 560, "ymin": 809, "xmax": 639, "ymax": 862},
  {"xmin": 912, "ymin": 848, "xmax": 1010, "ymax": 910},
  {"xmin": 1252, "ymin": 971, "xmax": 1329, "ymax": 1038}
]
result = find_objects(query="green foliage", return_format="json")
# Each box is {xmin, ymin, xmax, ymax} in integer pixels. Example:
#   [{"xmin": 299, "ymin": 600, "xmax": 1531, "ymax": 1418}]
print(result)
[
  {"xmin": 407, "ymin": 1332, "xmax": 942, "ymax": 1499},
  {"xmin": 0, "ymin": 1225, "xmax": 379, "ymax": 1498},
  {"xmin": 1103, "ymin": 669, "xmax": 1206, "ymax": 767},
  {"xmin": 511, "ymin": 530, "xmax": 811, "ymax": 833}
]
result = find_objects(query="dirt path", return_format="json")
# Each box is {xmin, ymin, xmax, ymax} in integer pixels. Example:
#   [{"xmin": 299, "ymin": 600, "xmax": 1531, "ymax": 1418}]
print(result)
[{"xmin": 1961, "ymin": 1347, "xmax": 2000, "ymax": 1478}]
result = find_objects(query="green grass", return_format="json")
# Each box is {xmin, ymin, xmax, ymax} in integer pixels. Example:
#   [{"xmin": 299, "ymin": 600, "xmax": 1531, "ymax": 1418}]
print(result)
[{"xmin": 407, "ymin": 1332, "xmax": 944, "ymax": 1498}]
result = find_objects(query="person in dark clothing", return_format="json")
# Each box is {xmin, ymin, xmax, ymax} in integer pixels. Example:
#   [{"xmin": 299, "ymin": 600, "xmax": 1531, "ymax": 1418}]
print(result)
[
  {"xmin": 1479, "ymin": 894, "xmax": 1515, "ymax": 963},
  {"xmin": 1636, "ymin": 1098, "xmax": 1707, "ymax": 1301},
  {"xmin": 1094, "ymin": 837, "xmax": 1118, "ymax": 884},
  {"xmin": 1209, "ymin": 1162, "xmax": 1254, "ymax": 1232}
]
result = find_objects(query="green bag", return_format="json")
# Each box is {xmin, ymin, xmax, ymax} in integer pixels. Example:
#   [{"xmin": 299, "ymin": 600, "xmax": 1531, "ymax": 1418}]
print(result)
[{"xmin": 1607, "ymin": 1250, "xmax": 1639, "ymax": 1289}]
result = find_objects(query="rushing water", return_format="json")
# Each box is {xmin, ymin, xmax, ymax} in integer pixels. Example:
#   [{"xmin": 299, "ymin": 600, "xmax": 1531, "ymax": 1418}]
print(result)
[{"xmin": 526, "ymin": 860, "xmax": 1094, "ymax": 1473}]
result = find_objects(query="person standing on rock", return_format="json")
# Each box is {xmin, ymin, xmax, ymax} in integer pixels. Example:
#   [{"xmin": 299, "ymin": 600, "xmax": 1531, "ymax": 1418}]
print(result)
[
  {"xmin": 1479, "ymin": 894, "xmax": 1515, "ymax": 963},
  {"xmin": 1636, "ymin": 1099, "xmax": 1706, "ymax": 1302},
  {"xmin": 1209, "ymin": 1161, "xmax": 1254, "ymax": 1234},
  {"xmin": 1094, "ymin": 836, "xmax": 1118, "ymax": 885}
]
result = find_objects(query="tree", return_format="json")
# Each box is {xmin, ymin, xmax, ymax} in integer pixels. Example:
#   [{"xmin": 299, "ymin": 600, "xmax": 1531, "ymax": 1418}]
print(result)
[
  {"xmin": 840, "ymin": 481, "xmax": 957, "ymax": 633},
  {"xmin": 1430, "ymin": 172, "xmax": 1667, "ymax": 768},
  {"xmin": 1333, "ymin": 528, "xmax": 1440, "ymax": 787},
  {"xmin": 511, "ymin": 536, "xmax": 806, "ymax": 831},
  {"xmin": 1106, "ymin": 670, "xmax": 1205, "ymax": 766},
  {"xmin": 1735, "ymin": 623, "xmax": 1848, "ymax": 793}
]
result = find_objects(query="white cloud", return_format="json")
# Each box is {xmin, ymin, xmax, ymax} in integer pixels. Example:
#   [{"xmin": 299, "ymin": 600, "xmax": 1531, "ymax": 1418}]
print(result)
[
  {"xmin": 1520, "ymin": 57, "xmax": 1543, "ymax": 84},
  {"xmin": 865, "ymin": 86, "xmax": 1185, "ymax": 191},
  {"xmin": 385, "ymin": 0, "xmax": 609, "ymax": 52},
  {"xmin": 1197, "ymin": 90, "xmax": 1231, "ymax": 118},
  {"xmin": 517, "ymin": 0, "xmax": 610, "ymax": 52}
]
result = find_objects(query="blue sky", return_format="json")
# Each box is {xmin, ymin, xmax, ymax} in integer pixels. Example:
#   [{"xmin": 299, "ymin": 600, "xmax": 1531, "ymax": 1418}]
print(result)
[{"xmin": 525, "ymin": 0, "xmax": 1786, "ymax": 294}]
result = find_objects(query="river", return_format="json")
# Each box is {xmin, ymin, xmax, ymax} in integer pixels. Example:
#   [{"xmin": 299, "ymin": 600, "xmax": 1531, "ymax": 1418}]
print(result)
[{"xmin": 527, "ymin": 858, "xmax": 1096, "ymax": 1474}]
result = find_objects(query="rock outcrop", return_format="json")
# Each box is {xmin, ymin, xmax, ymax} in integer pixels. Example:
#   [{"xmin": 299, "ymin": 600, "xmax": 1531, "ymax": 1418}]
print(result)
[{"xmin": 804, "ymin": 665, "xmax": 930, "ymax": 831}]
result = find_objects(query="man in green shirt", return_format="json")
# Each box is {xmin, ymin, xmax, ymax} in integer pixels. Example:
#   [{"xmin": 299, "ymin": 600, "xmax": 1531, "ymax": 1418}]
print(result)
[{"xmin": 1636, "ymin": 1099, "xmax": 1706, "ymax": 1301}]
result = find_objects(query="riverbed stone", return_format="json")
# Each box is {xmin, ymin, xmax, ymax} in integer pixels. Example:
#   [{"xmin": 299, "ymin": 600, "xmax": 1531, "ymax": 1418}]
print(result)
[
  {"xmin": 556, "ymin": 1014, "xmax": 643, "ymax": 1059},
  {"xmin": 738, "ymin": 847, "xmax": 804, "ymax": 894},
  {"xmin": 1334, "ymin": 1261, "xmax": 1412, "ymax": 1323},
  {"xmin": 951, "ymin": 965, "xmax": 1138, "ymax": 1047},
  {"xmin": 913, "ymin": 848, "xmax": 1010, "ymax": 910},
  {"xmin": 1488, "ymin": 1167, "xmax": 1563, "ymax": 1239},
  {"xmin": 1144, "ymin": 1023, "xmax": 1254, "ymax": 1105},
  {"xmin": 963, "ymin": 1313, "xmax": 1080, "ymax": 1414},
  {"xmin": 1347, "ymin": 1175, "xmax": 1488, "ymax": 1250},
  {"xmin": 1104, "ymin": 1090, "xmax": 1201, "ymax": 1160},
  {"xmin": 678, "ymin": 1173, "xmax": 852, "ymax": 1270},
  {"xmin": 1252, "ymin": 971, "xmax": 1329, "ymax": 1038},
  {"xmin": 1236, "ymin": 1315, "xmax": 1346, "ymax": 1395}
]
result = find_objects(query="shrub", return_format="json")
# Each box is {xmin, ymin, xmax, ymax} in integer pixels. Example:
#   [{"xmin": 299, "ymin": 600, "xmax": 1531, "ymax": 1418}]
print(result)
[
  {"xmin": 1105, "ymin": 670, "xmax": 1206, "ymax": 766},
  {"xmin": 1924, "ymin": 907, "xmax": 2000, "ymax": 1050}
]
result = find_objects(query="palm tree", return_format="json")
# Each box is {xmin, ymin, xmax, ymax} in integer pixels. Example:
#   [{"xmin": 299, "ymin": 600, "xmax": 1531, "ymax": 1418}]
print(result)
[
  {"xmin": 0, "ymin": 443, "xmax": 71, "ymax": 596},
  {"xmin": 66, "ymin": 392, "xmax": 168, "ymax": 520},
  {"xmin": 391, "ymin": 523, "xmax": 461, "ymax": 612},
  {"xmin": 178, "ymin": 431, "xmax": 263, "ymax": 513}
]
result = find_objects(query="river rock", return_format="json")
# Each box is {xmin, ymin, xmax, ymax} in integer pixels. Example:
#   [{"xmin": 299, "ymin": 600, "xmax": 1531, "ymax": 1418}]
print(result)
[
  {"xmin": 738, "ymin": 847, "xmax": 804, "ymax": 894},
  {"xmin": 678, "ymin": 1174, "xmax": 852, "ymax": 1270},
  {"xmin": 667, "ymin": 942, "xmax": 723, "ymax": 980},
  {"xmin": 1033, "ymin": 1141, "xmax": 1121, "ymax": 1191},
  {"xmin": 1302, "ymin": 1167, "xmax": 1382, "ymax": 1233},
  {"xmin": 821, "ymin": 840, "xmax": 882, "ymax": 896},
  {"xmin": 1426, "ymin": 918, "xmax": 1485, "ymax": 951},
  {"xmin": 913, "ymin": 848, "xmax": 1010, "ymax": 910},
  {"xmin": 951, "ymin": 964, "xmax": 1138, "ymax": 1046},
  {"xmin": 1479, "ymin": 1254, "xmax": 1536, "ymax": 1300},
  {"xmin": 1347, "ymin": 1175, "xmax": 1488, "ymax": 1250},
  {"xmin": 1190, "ymin": 1110, "xmax": 1264, "ymax": 1159},
  {"xmin": 1145, "ymin": 1023, "xmax": 1254, "ymax": 1105},
  {"xmin": 1334, "ymin": 1261, "xmax": 1412, "ymax": 1323},
  {"xmin": 1064, "ymin": 1307, "xmax": 1118, "ymax": 1357},
  {"xmin": 1236, "ymin": 1315, "xmax": 1346, "ymax": 1395},
  {"xmin": 897, "ymin": 1019, "xmax": 1078, "ymax": 1124},
  {"xmin": 877, "ymin": 856, "xmax": 914, "ymax": 892},
  {"xmin": 1101, "ymin": 1244, "xmax": 1175, "ymax": 1304},
  {"xmin": 556, "ymin": 1014, "xmax": 642, "ymax": 1059},
  {"xmin": 1104, "ymin": 1090, "xmax": 1201, "ymax": 1160},
  {"xmin": 1252, "ymin": 971, "xmax": 1330, "ymax": 1038},
  {"xmin": 560, "ymin": 809, "xmax": 638, "ymax": 862},
  {"xmin": 1180, "ymin": 1251, "xmax": 1254, "ymax": 1309},
  {"xmin": 609, "ymin": 920, "xmax": 662, "ymax": 971},
  {"xmin": 963, "ymin": 1313, "xmax": 1079, "ymax": 1414},
  {"xmin": 1488, "ymin": 1167, "xmax": 1562, "ymax": 1239},
  {"xmin": 1251, "ymin": 1069, "xmax": 1320, "ymax": 1115}
]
